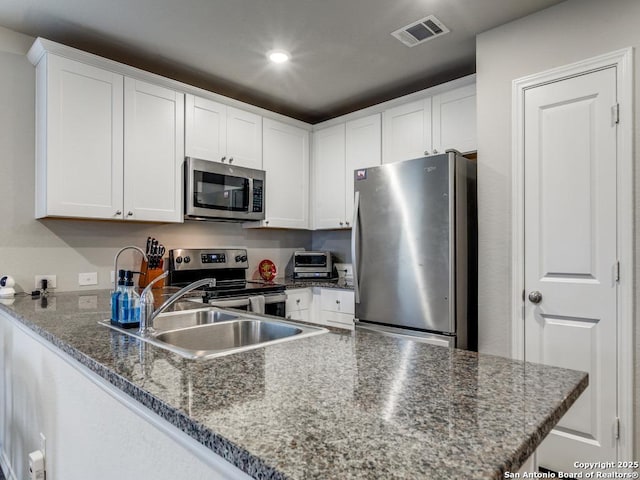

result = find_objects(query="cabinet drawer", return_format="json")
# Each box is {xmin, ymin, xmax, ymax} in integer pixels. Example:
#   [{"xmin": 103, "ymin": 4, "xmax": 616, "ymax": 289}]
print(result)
[
  {"xmin": 286, "ymin": 288, "xmax": 312, "ymax": 312},
  {"xmin": 320, "ymin": 289, "xmax": 354, "ymax": 315},
  {"xmin": 322, "ymin": 311, "xmax": 354, "ymax": 330},
  {"xmin": 286, "ymin": 309, "xmax": 310, "ymax": 323}
]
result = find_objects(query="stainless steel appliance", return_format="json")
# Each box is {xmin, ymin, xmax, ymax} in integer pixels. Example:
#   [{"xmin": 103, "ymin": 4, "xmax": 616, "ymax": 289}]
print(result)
[
  {"xmin": 184, "ymin": 157, "xmax": 265, "ymax": 222},
  {"xmin": 351, "ymin": 150, "xmax": 477, "ymax": 350},
  {"xmin": 167, "ymin": 248, "xmax": 286, "ymax": 317},
  {"xmin": 293, "ymin": 251, "xmax": 333, "ymax": 279}
]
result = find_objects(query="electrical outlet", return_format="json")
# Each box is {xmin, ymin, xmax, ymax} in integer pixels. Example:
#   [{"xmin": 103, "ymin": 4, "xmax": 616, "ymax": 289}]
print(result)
[
  {"xmin": 35, "ymin": 275, "xmax": 57, "ymax": 290},
  {"xmin": 78, "ymin": 272, "xmax": 98, "ymax": 286}
]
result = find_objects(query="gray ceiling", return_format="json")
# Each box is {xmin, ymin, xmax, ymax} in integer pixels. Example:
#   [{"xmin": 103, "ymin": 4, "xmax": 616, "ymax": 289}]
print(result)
[{"xmin": 0, "ymin": 0, "xmax": 565, "ymax": 123}]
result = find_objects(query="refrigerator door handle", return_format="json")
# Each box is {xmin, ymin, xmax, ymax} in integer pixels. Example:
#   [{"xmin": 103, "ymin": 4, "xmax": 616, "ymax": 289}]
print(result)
[{"xmin": 351, "ymin": 191, "xmax": 360, "ymax": 304}]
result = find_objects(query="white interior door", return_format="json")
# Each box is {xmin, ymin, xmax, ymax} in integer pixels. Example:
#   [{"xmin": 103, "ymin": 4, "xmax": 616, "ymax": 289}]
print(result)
[{"xmin": 523, "ymin": 67, "xmax": 618, "ymax": 470}]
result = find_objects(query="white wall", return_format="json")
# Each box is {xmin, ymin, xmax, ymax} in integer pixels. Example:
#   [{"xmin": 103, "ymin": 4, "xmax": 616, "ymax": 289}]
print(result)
[
  {"xmin": 476, "ymin": 0, "xmax": 639, "ymax": 458},
  {"xmin": 0, "ymin": 26, "xmax": 312, "ymax": 293}
]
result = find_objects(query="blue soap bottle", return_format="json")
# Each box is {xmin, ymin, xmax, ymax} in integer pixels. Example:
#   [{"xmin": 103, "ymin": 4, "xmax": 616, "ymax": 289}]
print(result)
[
  {"xmin": 118, "ymin": 270, "xmax": 140, "ymax": 329},
  {"xmin": 110, "ymin": 270, "xmax": 126, "ymax": 324}
]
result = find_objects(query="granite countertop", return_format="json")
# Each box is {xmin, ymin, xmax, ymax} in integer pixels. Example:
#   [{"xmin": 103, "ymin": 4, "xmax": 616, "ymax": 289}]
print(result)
[
  {"xmin": 0, "ymin": 290, "xmax": 587, "ymax": 480},
  {"xmin": 282, "ymin": 277, "xmax": 354, "ymax": 290}
]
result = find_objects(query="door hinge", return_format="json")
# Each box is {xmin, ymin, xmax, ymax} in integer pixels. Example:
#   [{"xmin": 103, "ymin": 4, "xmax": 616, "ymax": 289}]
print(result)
[
  {"xmin": 612, "ymin": 103, "xmax": 620, "ymax": 125},
  {"xmin": 615, "ymin": 417, "xmax": 620, "ymax": 440},
  {"xmin": 615, "ymin": 261, "xmax": 620, "ymax": 283}
]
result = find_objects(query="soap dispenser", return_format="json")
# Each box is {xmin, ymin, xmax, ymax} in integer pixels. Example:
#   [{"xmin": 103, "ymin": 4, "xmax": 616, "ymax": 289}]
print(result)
[
  {"xmin": 118, "ymin": 270, "xmax": 141, "ymax": 328},
  {"xmin": 110, "ymin": 269, "xmax": 126, "ymax": 324}
]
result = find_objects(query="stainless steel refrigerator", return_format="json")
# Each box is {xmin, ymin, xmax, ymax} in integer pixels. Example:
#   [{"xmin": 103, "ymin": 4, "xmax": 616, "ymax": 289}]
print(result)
[{"xmin": 351, "ymin": 151, "xmax": 477, "ymax": 350}]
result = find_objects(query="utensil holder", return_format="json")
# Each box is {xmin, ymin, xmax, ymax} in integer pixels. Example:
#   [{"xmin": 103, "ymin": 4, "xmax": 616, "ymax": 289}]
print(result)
[{"xmin": 138, "ymin": 259, "xmax": 165, "ymax": 289}]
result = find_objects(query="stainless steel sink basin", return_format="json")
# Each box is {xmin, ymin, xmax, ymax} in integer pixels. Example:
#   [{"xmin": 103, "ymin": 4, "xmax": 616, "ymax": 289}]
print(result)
[{"xmin": 100, "ymin": 307, "xmax": 327, "ymax": 360}]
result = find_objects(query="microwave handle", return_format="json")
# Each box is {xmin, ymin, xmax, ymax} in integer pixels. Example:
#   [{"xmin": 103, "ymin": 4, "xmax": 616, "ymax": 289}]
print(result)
[
  {"xmin": 248, "ymin": 178, "xmax": 254, "ymax": 214},
  {"xmin": 351, "ymin": 191, "xmax": 360, "ymax": 304}
]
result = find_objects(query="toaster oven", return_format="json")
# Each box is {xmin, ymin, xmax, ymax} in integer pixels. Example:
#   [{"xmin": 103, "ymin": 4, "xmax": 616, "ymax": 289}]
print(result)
[{"xmin": 293, "ymin": 251, "xmax": 333, "ymax": 279}]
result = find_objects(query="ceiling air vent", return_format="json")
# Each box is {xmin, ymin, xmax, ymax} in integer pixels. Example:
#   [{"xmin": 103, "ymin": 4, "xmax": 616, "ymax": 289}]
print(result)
[{"xmin": 391, "ymin": 15, "xmax": 450, "ymax": 47}]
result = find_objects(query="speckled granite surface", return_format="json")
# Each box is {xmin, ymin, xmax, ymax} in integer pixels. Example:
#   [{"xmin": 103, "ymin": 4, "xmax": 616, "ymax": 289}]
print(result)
[
  {"xmin": 283, "ymin": 277, "xmax": 354, "ymax": 290},
  {"xmin": 0, "ymin": 291, "xmax": 587, "ymax": 480}
]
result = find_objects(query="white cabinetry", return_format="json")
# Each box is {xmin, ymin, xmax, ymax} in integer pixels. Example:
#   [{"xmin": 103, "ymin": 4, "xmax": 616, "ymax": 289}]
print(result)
[
  {"xmin": 33, "ymin": 53, "xmax": 184, "ymax": 222},
  {"xmin": 382, "ymin": 98, "xmax": 432, "ymax": 164},
  {"xmin": 124, "ymin": 78, "xmax": 184, "ymax": 222},
  {"xmin": 260, "ymin": 118, "xmax": 310, "ymax": 229},
  {"xmin": 317, "ymin": 288, "xmax": 355, "ymax": 330},
  {"xmin": 185, "ymin": 95, "xmax": 262, "ymax": 170},
  {"xmin": 382, "ymin": 83, "xmax": 476, "ymax": 164},
  {"xmin": 432, "ymin": 83, "xmax": 477, "ymax": 154},
  {"xmin": 285, "ymin": 288, "xmax": 313, "ymax": 322},
  {"xmin": 35, "ymin": 55, "xmax": 125, "ymax": 220},
  {"xmin": 312, "ymin": 114, "xmax": 381, "ymax": 229}
]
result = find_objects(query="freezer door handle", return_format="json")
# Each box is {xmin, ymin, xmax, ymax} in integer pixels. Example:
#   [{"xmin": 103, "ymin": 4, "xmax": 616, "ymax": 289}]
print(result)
[{"xmin": 351, "ymin": 191, "xmax": 360, "ymax": 304}]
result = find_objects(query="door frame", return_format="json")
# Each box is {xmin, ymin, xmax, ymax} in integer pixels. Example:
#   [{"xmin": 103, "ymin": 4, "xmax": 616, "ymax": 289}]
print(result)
[{"xmin": 511, "ymin": 48, "xmax": 634, "ymax": 460}]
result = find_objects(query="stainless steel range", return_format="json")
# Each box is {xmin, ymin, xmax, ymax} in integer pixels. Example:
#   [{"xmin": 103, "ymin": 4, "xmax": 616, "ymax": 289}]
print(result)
[{"xmin": 167, "ymin": 248, "xmax": 286, "ymax": 317}]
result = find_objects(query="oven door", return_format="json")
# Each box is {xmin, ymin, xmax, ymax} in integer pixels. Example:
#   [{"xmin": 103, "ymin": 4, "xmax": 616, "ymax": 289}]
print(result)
[
  {"xmin": 207, "ymin": 293, "xmax": 286, "ymax": 318},
  {"xmin": 185, "ymin": 157, "xmax": 265, "ymax": 221}
]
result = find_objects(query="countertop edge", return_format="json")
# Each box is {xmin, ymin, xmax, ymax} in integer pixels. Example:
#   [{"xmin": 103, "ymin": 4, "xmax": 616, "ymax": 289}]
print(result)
[{"xmin": 0, "ymin": 302, "xmax": 290, "ymax": 480}]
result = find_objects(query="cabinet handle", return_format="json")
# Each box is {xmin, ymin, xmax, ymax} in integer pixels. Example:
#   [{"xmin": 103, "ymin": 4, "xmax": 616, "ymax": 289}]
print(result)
[
  {"xmin": 221, "ymin": 156, "xmax": 226, "ymax": 162},
  {"xmin": 336, "ymin": 299, "xmax": 340, "ymax": 304},
  {"xmin": 432, "ymin": 149, "xmax": 438, "ymax": 154},
  {"xmin": 345, "ymin": 221, "xmax": 349, "ymax": 226},
  {"xmin": 339, "ymin": 221, "xmax": 344, "ymax": 226},
  {"xmin": 265, "ymin": 220, "xmax": 270, "ymax": 225},
  {"xmin": 296, "ymin": 299, "xmax": 301, "ymax": 304},
  {"xmin": 115, "ymin": 210, "xmax": 122, "ymax": 216},
  {"xmin": 424, "ymin": 150, "xmax": 430, "ymax": 155},
  {"xmin": 127, "ymin": 211, "xmax": 133, "ymax": 216},
  {"xmin": 228, "ymin": 157, "xmax": 234, "ymax": 164}
]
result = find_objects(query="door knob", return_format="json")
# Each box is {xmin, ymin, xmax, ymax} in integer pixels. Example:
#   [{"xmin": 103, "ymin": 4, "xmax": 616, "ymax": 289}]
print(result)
[{"xmin": 528, "ymin": 291, "xmax": 543, "ymax": 304}]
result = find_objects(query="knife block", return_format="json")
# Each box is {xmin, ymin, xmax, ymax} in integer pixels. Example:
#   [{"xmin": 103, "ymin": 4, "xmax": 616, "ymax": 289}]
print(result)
[{"xmin": 138, "ymin": 259, "xmax": 165, "ymax": 289}]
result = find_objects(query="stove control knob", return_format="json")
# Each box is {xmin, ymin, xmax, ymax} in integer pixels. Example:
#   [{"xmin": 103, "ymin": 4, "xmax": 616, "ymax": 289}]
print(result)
[
  {"xmin": 235, "ymin": 255, "xmax": 242, "ymax": 262},
  {"xmin": 241, "ymin": 255, "xmax": 248, "ymax": 262},
  {"xmin": 183, "ymin": 256, "xmax": 191, "ymax": 264},
  {"xmin": 175, "ymin": 256, "xmax": 183, "ymax": 264}
]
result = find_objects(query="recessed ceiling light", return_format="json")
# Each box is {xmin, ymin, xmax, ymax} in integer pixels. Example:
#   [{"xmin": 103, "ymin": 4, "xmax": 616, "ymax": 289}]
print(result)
[{"xmin": 267, "ymin": 50, "xmax": 290, "ymax": 64}]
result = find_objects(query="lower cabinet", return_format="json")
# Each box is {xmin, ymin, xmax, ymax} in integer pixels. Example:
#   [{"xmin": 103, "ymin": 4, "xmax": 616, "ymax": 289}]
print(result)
[{"xmin": 285, "ymin": 287, "xmax": 355, "ymax": 331}]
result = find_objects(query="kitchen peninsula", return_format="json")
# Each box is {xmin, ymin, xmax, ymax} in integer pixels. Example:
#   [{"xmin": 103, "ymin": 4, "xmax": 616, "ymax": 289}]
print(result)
[{"xmin": 0, "ymin": 291, "xmax": 587, "ymax": 479}]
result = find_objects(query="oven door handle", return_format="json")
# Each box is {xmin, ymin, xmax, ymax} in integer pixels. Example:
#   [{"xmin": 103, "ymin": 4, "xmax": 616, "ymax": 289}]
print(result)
[
  {"xmin": 263, "ymin": 293, "xmax": 287, "ymax": 304},
  {"xmin": 208, "ymin": 298, "xmax": 251, "ymax": 308}
]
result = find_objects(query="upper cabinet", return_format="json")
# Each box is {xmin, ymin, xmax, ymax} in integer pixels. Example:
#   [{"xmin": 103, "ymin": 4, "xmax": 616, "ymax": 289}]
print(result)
[
  {"xmin": 312, "ymin": 114, "xmax": 381, "ymax": 229},
  {"xmin": 32, "ymin": 52, "xmax": 184, "ymax": 222},
  {"xmin": 382, "ymin": 83, "xmax": 476, "ymax": 164},
  {"xmin": 35, "ymin": 55, "xmax": 125, "ymax": 220},
  {"xmin": 260, "ymin": 118, "xmax": 310, "ymax": 229},
  {"xmin": 185, "ymin": 95, "xmax": 262, "ymax": 170},
  {"xmin": 432, "ymin": 83, "xmax": 477, "ymax": 154},
  {"xmin": 124, "ymin": 78, "xmax": 184, "ymax": 222},
  {"xmin": 382, "ymin": 98, "xmax": 432, "ymax": 164}
]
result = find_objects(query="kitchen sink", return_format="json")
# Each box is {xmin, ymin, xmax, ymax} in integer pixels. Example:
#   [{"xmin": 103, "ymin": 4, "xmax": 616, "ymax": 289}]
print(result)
[{"xmin": 100, "ymin": 307, "xmax": 327, "ymax": 360}]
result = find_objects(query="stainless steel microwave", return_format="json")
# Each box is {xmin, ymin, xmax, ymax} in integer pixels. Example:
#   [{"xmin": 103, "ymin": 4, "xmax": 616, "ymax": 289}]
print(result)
[{"xmin": 184, "ymin": 157, "xmax": 265, "ymax": 222}]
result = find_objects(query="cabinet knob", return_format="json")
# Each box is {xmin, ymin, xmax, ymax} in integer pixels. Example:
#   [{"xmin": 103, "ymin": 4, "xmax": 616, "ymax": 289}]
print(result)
[
  {"xmin": 296, "ymin": 299, "xmax": 300, "ymax": 304},
  {"xmin": 345, "ymin": 221, "xmax": 349, "ymax": 226},
  {"xmin": 265, "ymin": 220, "xmax": 269, "ymax": 225},
  {"xmin": 115, "ymin": 210, "xmax": 122, "ymax": 216},
  {"xmin": 432, "ymin": 149, "xmax": 438, "ymax": 154},
  {"xmin": 339, "ymin": 221, "xmax": 344, "ymax": 226},
  {"xmin": 286, "ymin": 315, "xmax": 291, "ymax": 319},
  {"xmin": 336, "ymin": 299, "xmax": 340, "ymax": 304},
  {"xmin": 127, "ymin": 211, "xmax": 133, "ymax": 216},
  {"xmin": 424, "ymin": 150, "xmax": 430, "ymax": 155},
  {"xmin": 228, "ymin": 157, "xmax": 234, "ymax": 164},
  {"xmin": 221, "ymin": 156, "xmax": 227, "ymax": 162}
]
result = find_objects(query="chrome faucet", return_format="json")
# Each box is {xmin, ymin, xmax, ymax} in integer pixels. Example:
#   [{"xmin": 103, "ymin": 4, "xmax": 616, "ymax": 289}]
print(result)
[
  {"xmin": 113, "ymin": 245, "xmax": 148, "ymax": 292},
  {"xmin": 139, "ymin": 275, "xmax": 216, "ymax": 336}
]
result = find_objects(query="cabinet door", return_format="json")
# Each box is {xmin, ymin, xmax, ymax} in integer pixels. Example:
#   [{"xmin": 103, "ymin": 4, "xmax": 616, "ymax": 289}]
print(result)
[
  {"xmin": 226, "ymin": 106, "xmax": 262, "ymax": 170},
  {"xmin": 382, "ymin": 98, "xmax": 431, "ymax": 164},
  {"xmin": 262, "ymin": 118, "xmax": 310, "ymax": 228},
  {"xmin": 312, "ymin": 124, "xmax": 346, "ymax": 229},
  {"xmin": 184, "ymin": 94, "xmax": 227, "ymax": 161},
  {"xmin": 41, "ymin": 55, "xmax": 124, "ymax": 219},
  {"xmin": 432, "ymin": 84, "xmax": 476, "ymax": 153},
  {"xmin": 124, "ymin": 78, "xmax": 184, "ymax": 222},
  {"xmin": 345, "ymin": 113, "xmax": 381, "ymax": 224}
]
